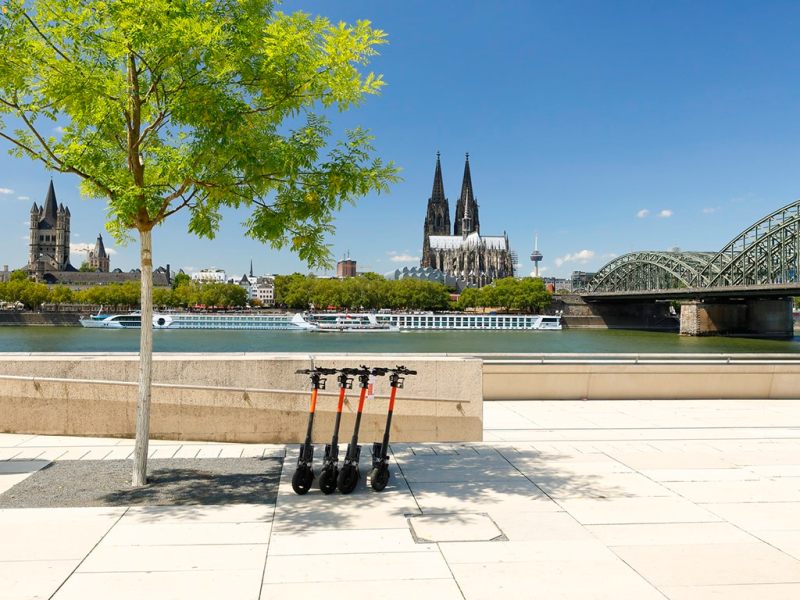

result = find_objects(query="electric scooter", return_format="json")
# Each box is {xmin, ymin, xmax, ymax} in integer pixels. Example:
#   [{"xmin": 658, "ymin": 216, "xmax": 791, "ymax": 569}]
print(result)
[
  {"xmin": 337, "ymin": 366, "xmax": 388, "ymax": 494},
  {"xmin": 291, "ymin": 367, "xmax": 337, "ymax": 495},
  {"xmin": 369, "ymin": 365, "xmax": 417, "ymax": 491},
  {"xmin": 318, "ymin": 367, "xmax": 357, "ymax": 494}
]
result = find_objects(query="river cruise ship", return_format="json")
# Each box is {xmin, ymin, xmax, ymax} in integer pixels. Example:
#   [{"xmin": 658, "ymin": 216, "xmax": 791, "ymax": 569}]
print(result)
[
  {"xmin": 79, "ymin": 312, "xmax": 306, "ymax": 330},
  {"xmin": 79, "ymin": 311, "xmax": 561, "ymax": 331}
]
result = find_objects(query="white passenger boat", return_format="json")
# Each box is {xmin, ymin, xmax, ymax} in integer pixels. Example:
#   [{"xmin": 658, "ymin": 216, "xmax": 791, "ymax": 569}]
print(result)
[
  {"xmin": 294, "ymin": 312, "xmax": 400, "ymax": 333},
  {"xmin": 79, "ymin": 312, "xmax": 306, "ymax": 330},
  {"xmin": 79, "ymin": 311, "xmax": 561, "ymax": 331}
]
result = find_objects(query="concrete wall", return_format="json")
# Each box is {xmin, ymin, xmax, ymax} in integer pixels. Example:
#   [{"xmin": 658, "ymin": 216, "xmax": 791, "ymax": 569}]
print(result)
[
  {"xmin": 483, "ymin": 361, "xmax": 800, "ymax": 401},
  {"xmin": 0, "ymin": 354, "xmax": 482, "ymax": 443}
]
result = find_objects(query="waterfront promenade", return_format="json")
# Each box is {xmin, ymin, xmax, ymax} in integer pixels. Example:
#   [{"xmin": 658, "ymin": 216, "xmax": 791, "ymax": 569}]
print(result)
[{"xmin": 2, "ymin": 399, "xmax": 800, "ymax": 599}]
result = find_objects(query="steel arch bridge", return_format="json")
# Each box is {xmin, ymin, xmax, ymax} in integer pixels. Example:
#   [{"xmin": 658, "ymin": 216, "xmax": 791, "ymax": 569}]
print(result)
[{"xmin": 588, "ymin": 200, "xmax": 800, "ymax": 293}]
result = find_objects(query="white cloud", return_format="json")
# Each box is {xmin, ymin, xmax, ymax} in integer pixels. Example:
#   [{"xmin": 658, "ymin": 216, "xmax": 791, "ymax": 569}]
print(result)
[
  {"xmin": 389, "ymin": 253, "xmax": 419, "ymax": 263},
  {"xmin": 70, "ymin": 243, "xmax": 93, "ymax": 255},
  {"xmin": 658, "ymin": 209, "xmax": 673, "ymax": 218},
  {"xmin": 554, "ymin": 249, "xmax": 595, "ymax": 267},
  {"xmin": 0, "ymin": 187, "xmax": 14, "ymax": 195},
  {"xmin": 17, "ymin": 195, "xmax": 30, "ymax": 201},
  {"xmin": 636, "ymin": 209, "xmax": 649, "ymax": 218},
  {"xmin": 702, "ymin": 207, "xmax": 718, "ymax": 214},
  {"xmin": 70, "ymin": 242, "xmax": 117, "ymax": 256},
  {"xmin": 387, "ymin": 251, "xmax": 419, "ymax": 263},
  {"xmin": 530, "ymin": 266, "xmax": 549, "ymax": 276},
  {"xmin": 55, "ymin": 126, "xmax": 67, "ymax": 134}
]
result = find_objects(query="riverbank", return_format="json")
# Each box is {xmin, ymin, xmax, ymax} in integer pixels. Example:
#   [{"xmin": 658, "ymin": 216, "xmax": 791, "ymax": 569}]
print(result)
[{"xmin": 0, "ymin": 311, "xmax": 80, "ymax": 326}]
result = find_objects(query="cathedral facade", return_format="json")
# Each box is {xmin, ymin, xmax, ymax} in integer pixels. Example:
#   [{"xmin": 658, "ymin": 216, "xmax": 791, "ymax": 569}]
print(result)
[{"xmin": 421, "ymin": 153, "xmax": 514, "ymax": 287}]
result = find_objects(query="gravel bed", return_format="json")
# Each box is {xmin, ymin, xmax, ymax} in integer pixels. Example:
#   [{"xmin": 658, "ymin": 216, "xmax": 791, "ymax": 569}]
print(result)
[{"xmin": 0, "ymin": 457, "xmax": 283, "ymax": 508}]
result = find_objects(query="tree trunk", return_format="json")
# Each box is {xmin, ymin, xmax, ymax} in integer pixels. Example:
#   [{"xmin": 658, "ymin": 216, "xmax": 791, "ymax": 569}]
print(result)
[{"xmin": 132, "ymin": 228, "xmax": 153, "ymax": 486}]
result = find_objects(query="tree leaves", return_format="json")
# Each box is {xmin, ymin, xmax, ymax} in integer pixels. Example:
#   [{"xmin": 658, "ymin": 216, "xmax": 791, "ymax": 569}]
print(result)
[{"xmin": 0, "ymin": 0, "xmax": 398, "ymax": 266}]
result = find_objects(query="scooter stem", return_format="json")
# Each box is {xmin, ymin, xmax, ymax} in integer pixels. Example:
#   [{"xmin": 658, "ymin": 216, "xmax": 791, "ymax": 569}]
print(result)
[
  {"xmin": 352, "ymin": 385, "xmax": 368, "ymax": 446},
  {"xmin": 331, "ymin": 386, "xmax": 346, "ymax": 447},
  {"xmin": 304, "ymin": 387, "xmax": 318, "ymax": 443},
  {"xmin": 381, "ymin": 386, "xmax": 398, "ymax": 454}
]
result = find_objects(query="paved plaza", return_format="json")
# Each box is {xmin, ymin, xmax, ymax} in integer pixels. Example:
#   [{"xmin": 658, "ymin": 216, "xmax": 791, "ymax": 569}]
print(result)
[{"xmin": 2, "ymin": 399, "xmax": 800, "ymax": 599}]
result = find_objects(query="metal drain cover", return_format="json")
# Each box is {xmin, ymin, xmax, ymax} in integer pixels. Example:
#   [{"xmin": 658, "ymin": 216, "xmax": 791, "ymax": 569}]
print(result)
[{"xmin": 408, "ymin": 513, "xmax": 506, "ymax": 543}]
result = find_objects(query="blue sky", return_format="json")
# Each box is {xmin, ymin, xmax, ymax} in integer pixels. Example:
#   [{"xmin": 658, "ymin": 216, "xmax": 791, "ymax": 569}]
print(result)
[{"xmin": 2, "ymin": 0, "xmax": 800, "ymax": 278}]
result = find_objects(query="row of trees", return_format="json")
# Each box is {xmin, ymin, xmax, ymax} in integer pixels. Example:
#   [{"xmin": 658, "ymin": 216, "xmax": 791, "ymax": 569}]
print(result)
[
  {"xmin": 274, "ymin": 273, "xmax": 553, "ymax": 312},
  {"xmin": 456, "ymin": 277, "xmax": 552, "ymax": 312},
  {"xmin": 274, "ymin": 273, "xmax": 451, "ymax": 311},
  {"xmin": 0, "ymin": 271, "xmax": 247, "ymax": 309}
]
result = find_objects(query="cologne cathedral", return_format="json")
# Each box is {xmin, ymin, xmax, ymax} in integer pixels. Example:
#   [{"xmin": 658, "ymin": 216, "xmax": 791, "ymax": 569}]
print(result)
[{"xmin": 421, "ymin": 153, "xmax": 514, "ymax": 287}]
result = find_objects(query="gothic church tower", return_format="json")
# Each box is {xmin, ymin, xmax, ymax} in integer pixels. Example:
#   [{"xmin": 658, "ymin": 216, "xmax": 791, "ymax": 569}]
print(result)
[
  {"xmin": 421, "ymin": 152, "xmax": 451, "ymax": 268},
  {"xmin": 28, "ymin": 181, "xmax": 72, "ymax": 276},
  {"xmin": 88, "ymin": 234, "xmax": 110, "ymax": 272},
  {"xmin": 453, "ymin": 154, "xmax": 480, "ymax": 237}
]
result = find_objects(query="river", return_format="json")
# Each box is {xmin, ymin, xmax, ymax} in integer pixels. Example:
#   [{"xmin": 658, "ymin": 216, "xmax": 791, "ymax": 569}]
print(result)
[{"xmin": 0, "ymin": 327, "xmax": 798, "ymax": 354}]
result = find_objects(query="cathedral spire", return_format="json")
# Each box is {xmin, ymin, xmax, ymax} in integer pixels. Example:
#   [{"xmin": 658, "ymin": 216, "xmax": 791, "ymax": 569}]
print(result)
[
  {"xmin": 431, "ymin": 151, "xmax": 445, "ymax": 202},
  {"xmin": 454, "ymin": 153, "xmax": 480, "ymax": 236},
  {"xmin": 94, "ymin": 233, "xmax": 107, "ymax": 258},
  {"xmin": 460, "ymin": 152, "xmax": 474, "ymax": 205},
  {"xmin": 42, "ymin": 180, "xmax": 58, "ymax": 224}
]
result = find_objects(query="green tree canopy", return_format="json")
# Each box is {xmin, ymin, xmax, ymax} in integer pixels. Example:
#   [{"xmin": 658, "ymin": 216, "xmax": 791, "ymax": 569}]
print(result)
[{"xmin": 170, "ymin": 272, "xmax": 191, "ymax": 290}]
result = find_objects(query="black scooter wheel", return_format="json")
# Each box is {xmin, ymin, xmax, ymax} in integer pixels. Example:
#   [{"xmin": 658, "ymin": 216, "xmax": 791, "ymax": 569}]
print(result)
[
  {"xmin": 291, "ymin": 467, "xmax": 313, "ymax": 495},
  {"xmin": 319, "ymin": 467, "xmax": 338, "ymax": 495},
  {"xmin": 369, "ymin": 466, "xmax": 390, "ymax": 492},
  {"xmin": 337, "ymin": 464, "xmax": 359, "ymax": 494}
]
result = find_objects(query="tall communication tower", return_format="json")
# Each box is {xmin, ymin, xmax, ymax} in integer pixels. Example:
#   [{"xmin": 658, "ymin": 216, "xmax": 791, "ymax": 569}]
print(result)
[{"xmin": 530, "ymin": 235, "xmax": 543, "ymax": 278}]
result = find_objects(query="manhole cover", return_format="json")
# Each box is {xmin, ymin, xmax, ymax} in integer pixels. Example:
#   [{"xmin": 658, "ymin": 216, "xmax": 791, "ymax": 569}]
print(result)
[{"xmin": 408, "ymin": 513, "xmax": 506, "ymax": 543}]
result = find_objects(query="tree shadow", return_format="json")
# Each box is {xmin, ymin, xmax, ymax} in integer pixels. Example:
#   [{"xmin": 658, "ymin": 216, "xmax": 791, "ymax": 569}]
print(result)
[
  {"xmin": 267, "ymin": 444, "xmax": 648, "ymax": 535},
  {"xmin": 0, "ymin": 457, "xmax": 282, "ymax": 511}
]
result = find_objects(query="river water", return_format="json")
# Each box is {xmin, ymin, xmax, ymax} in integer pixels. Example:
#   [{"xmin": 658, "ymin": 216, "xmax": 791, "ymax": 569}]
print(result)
[{"xmin": 0, "ymin": 327, "xmax": 798, "ymax": 354}]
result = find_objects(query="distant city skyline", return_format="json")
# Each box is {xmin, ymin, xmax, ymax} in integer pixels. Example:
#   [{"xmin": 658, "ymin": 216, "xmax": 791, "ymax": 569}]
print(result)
[{"xmin": 3, "ymin": 1, "xmax": 800, "ymax": 279}]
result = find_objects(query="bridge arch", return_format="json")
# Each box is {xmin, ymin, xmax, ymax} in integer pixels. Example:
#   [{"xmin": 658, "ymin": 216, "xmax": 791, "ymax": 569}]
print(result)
[
  {"xmin": 694, "ymin": 200, "xmax": 800, "ymax": 287},
  {"xmin": 588, "ymin": 200, "xmax": 800, "ymax": 292},
  {"xmin": 588, "ymin": 252, "xmax": 715, "ymax": 292}
]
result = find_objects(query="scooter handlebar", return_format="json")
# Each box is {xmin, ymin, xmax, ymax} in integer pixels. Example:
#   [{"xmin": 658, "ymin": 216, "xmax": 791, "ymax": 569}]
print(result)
[
  {"xmin": 392, "ymin": 365, "xmax": 417, "ymax": 376},
  {"xmin": 296, "ymin": 367, "xmax": 338, "ymax": 375}
]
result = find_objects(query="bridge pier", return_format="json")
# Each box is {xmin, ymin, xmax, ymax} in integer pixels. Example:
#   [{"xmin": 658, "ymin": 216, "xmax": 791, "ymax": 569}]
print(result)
[{"xmin": 679, "ymin": 298, "xmax": 794, "ymax": 337}]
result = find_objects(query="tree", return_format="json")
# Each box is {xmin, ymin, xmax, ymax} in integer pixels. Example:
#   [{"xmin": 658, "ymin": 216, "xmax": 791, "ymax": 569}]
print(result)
[
  {"xmin": 48, "ymin": 285, "xmax": 73, "ymax": 305},
  {"xmin": 0, "ymin": 0, "xmax": 397, "ymax": 486},
  {"xmin": 79, "ymin": 262, "xmax": 97, "ymax": 273},
  {"xmin": 170, "ymin": 272, "xmax": 190, "ymax": 290},
  {"xmin": 457, "ymin": 287, "xmax": 479, "ymax": 310}
]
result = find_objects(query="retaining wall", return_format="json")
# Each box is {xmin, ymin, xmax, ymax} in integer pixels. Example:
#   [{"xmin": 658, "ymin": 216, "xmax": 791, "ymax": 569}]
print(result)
[
  {"xmin": 483, "ymin": 359, "xmax": 800, "ymax": 400},
  {"xmin": 0, "ymin": 353, "xmax": 482, "ymax": 443}
]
